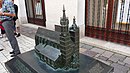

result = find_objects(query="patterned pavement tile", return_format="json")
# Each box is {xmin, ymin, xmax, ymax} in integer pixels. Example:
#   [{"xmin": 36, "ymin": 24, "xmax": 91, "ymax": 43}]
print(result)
[
  {"xmin": 101, "ymin": 51, "xmax": 114, "ymax": 58},
  {"xmin": 109, "ymin": 54, "xmax": 126, "ymax": 62}
]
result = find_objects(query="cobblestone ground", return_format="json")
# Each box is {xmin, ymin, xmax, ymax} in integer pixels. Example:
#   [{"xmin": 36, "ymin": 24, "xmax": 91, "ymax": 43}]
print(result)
[
  {"xmin": 0, "ymin": 24, "xmax": 129, "ymax": 73},
  {"xmin": 80, "ymin": 43, "xmax": 130, "ymax": 73},
  {"xmin": 20, "ymin": 25, "xmax": 37, "ymax": 39},
  {"xmin": 0, "ymin": 34, "xmax": 35, "ymax": 73}
]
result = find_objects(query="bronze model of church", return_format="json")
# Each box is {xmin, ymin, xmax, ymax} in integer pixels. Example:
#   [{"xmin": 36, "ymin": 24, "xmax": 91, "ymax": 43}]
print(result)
[
  {"xmin": 35, "ymin": 6, "xmax": 79, "ymax": 70},
  {"xmin": 5, "ymin": 6, "xmax": 114, "ymax": 73}
]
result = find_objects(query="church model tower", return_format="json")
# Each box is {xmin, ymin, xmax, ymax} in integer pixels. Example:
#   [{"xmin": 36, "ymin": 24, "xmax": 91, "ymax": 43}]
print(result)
[{"xmin": 35, "ymin": 6, "xmax": 79, "ymax": 70}]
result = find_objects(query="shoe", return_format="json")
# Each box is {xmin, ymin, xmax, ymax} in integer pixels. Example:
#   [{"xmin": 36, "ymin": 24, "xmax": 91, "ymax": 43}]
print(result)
[
  {"xmin": 11, "ymin": 52, "xmax": 21, "ymax": 57},
  {"xmin": 16, "ymin": 33, "xmax": 21, "ymax": 37},
  {"xmin": 14, "ymin": 33, "xmax": 17, "ymax": 35},
  {"xmin": 0, "ymin": 49, "xmax": 3, "ymax": 51},
  {"xmin": 10, "ymin": 54, "xmax": 17, "ymax": 57},
  {"xmin": 10, "ymin": 51, "xmax": 15, "ymax": 54}
]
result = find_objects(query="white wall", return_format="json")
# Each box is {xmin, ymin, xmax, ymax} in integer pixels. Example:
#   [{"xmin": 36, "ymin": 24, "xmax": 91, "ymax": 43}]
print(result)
[
  {"xmin": 77, "ymin": 0, "xmax": 85, "ymax": 38},
  {"xmin": 77, "ymin": 0, "xmax": 85, "ymax": 26},
  {"xmin": 15, "ymin": 0, "xmax": 86, "ymax": 38},
  {"xmin": 44, "ymin": 0, "xmax": 86, "ymax": 38},
  {"xmin": 44, "ymin": 0, "xmax": 78, "ymax": 30},
  {"xmin": 14, "ymin": 0, "xmax": 28, "ymax": 24}
]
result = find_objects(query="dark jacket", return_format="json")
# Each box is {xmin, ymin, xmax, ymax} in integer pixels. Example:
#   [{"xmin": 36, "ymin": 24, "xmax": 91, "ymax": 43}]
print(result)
[{"xmin": 13, "ymin": 4, "xmax": 18, "ymax": 21}]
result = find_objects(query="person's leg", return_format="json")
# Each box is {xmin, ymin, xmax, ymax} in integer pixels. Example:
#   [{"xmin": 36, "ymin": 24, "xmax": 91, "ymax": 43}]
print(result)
[
  {"xmin": 0, "ymin": 25, "xmax": 5, "ymax": 38},
  {"xmin": 1, "ymin": 29, "xmax": 5, "ymax": 38},
  {"xmin": 1, "ymin": 29, "xmax": 5, "ymax": 34},
  {"xmin": 0, "ymin": 29, "xmax": 3, "ymax": 38},
  {"xmin": 16, "ymin": 27, "xmax": 20, "ymax": 37},
  {"xmin": 2, "ymin": 20, "xmax": 20, "ymax": 56},
  {"xmin": 16, "ymin": 19, "xmax": 20, "ymax": 37},
  {"xmin": 13, "ymin": 21, "xmax": 17, "ymax": 35}
]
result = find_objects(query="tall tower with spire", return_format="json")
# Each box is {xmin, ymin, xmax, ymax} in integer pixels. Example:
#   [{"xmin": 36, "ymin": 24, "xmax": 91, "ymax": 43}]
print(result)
[
  {"xmin": 60, "ymin": 5, "xmax": 69, "ymax": 33},
  {"xmin": 59, "ymin": 6, "xmax": 73, "ymax": 67}
]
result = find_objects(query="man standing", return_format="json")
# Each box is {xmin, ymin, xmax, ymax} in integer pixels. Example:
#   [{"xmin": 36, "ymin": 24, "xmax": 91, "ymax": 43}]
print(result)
[{"xmin": 0, "ymin": 0, "xmax": 21, "ymax": 57}]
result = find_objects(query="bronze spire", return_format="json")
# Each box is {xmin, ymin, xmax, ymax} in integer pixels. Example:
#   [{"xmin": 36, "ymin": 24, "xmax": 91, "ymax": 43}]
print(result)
[{"xmin": 63, "ymin": 5, "xmax": 66, "ymax": 19}]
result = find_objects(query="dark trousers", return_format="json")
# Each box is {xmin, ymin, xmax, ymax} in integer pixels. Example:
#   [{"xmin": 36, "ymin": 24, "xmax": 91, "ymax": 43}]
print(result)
[
  {"xmin": 1, "ymin": 29, "xmax": 5, "ymax": 34},
  {"xmin": 2, "ymin": 20, "xmax": 20, "ymax": 54}
]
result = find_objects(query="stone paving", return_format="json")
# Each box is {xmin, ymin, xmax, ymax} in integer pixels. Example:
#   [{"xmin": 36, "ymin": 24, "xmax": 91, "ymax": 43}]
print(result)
[
  {"xmin": 20, "ymin": 24, "xmax": 38, "ymax": 39},
  {"xmin": 80, "ymin": 43, "xmax": 130, "ymax": 73},
  {"xmin": 0, "ymin": 23, "xmax": 130, "ymax": 73},
  {"xmin": 0, "ymin": 34, "xmax": 35, "ymax": 73}
]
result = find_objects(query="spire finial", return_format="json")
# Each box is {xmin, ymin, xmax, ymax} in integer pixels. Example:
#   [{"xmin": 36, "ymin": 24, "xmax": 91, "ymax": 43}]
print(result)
[
  {"xmin": 63, "ymin": 5, "xmax": 65, "ymax": 11},
  {"xmin": 70, "ymin": 16, "xmax": 77, "ymax": 29},
  {"xmin": 63, "ymin": 5, "xmax": 66, "ymax": 19},
  {"xmin": 73, "ymin": 16, "xmax": 76, "ymax": 24}
]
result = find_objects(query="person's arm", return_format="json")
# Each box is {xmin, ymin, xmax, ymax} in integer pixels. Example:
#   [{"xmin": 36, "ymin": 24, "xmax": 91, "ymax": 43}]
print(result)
[{"xmin": 0, "ymin": 12, "xmax": 15, "ymax": 17}]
